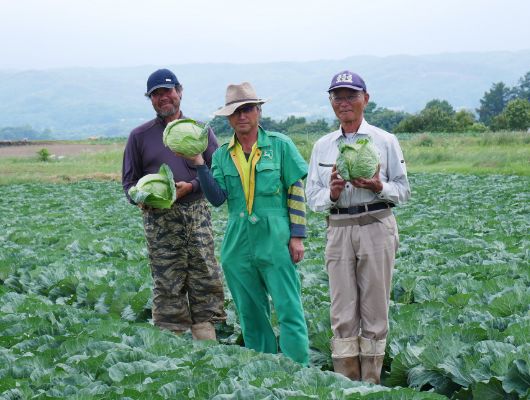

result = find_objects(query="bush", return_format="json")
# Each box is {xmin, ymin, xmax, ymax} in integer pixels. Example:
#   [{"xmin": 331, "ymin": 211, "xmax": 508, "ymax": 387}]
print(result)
[
  {"xmin": 491, "ymin": 99, "xmax": 530, "ymax": 131},
  {"xmin": 468, "ymin": 122, "xmax": 489, "ymax": 133},
  {"xmin": 37, "ymin": 148, "xmax": 51, "ymax": 162}
]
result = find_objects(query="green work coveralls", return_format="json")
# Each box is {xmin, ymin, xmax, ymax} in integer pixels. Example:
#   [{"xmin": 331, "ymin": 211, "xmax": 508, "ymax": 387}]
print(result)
[{"xmin": 211, "ymin": 128, "xmax": 309, "ymax": 365}]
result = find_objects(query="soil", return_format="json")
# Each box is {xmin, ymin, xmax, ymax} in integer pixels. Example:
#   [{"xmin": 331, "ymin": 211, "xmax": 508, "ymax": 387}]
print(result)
[{"xmin": 0, "ymin": 142, "xmax": 121, "ymax": 158}]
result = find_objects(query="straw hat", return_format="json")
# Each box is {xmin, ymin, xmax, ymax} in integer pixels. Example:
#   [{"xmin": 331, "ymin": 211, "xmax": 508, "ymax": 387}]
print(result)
[{"xmin": 214, "ymin": 82, "xmax": 267, "ymax": 116}]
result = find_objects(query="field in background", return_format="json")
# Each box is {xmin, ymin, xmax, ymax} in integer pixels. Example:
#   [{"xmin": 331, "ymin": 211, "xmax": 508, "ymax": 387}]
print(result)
[
  {"xmin": 1, "ymin": 131, "xmax": 529, "ymax": 185},
  {"xmin": 0, "ymin": 141, "xmax": 124, "ymax": 184}
]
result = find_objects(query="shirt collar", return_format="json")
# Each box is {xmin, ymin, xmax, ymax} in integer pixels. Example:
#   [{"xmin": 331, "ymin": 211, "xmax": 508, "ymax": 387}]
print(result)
[
  {"xmin": 228, "ymin": 125, "xmax": 270, "ymax": 150},
  {"xmin": 332, "ymin": 118, "xmax": 371, "ymax": 143}
]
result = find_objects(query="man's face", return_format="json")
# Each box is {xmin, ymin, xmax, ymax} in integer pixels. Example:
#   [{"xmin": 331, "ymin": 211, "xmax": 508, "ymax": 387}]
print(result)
[
  {"xmin": 329, "ymin": 88, "xmax": 369, "ymax": 124},
  {"xmin": 150, "ymin": 87, "xmax": 182, "ymax": 118},
  {"xmin": 227, "ymin": 103, "xmax": 260, "ymax": 136}
]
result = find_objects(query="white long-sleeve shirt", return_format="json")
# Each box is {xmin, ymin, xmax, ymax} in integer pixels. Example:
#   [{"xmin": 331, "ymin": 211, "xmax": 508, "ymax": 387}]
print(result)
[{"xmin": 306, "ymin": 119, "xmax": 411, "ymax": 212}]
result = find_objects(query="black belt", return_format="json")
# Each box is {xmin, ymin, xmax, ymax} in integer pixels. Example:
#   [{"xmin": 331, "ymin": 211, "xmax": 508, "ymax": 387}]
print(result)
[{"xmin": 330, "ymin": 202, "xmax": 394, "ymax": 215}]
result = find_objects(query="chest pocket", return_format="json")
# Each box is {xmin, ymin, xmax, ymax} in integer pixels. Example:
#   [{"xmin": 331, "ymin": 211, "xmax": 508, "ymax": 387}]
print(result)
[
  {"xmin": 255, "ymin": 162, "xmax": 281, "ymax": 195},
  {"xmin": 318, "ymin": 161, "xmax": 334, "ymax": 183},
  {"xmin": 223, "ymin": 165, "xmax": 243, "ymax": 199}
]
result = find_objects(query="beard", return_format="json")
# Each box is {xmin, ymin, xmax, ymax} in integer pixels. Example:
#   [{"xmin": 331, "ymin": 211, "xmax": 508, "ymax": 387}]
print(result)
[{"xmin": 155, "ymin": 104, "xmax": 178, "ymax": 118}]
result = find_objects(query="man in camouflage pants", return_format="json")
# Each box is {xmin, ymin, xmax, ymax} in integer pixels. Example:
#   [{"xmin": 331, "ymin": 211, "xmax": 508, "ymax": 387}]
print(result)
[{"xmin": 122, "ymin": 69, "xmax": 226, "ymax": 339}]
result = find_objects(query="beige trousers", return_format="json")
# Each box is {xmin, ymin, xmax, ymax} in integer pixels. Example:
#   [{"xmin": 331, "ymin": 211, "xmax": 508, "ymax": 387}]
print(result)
[{"xmin": 325, "ymin": 209, "xmax": 399, "ymax": 340}]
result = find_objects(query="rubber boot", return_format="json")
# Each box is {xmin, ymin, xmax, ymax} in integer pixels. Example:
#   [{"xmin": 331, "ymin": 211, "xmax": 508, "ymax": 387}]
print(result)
[
  {"xmin": 331, "ymin": 336, "xmax": 361, "ymax": 380},
  {"xmin": 191, "ymin": 322, "xmax": 216, "ymax": 341},
  {"xmin": 359, "ymin": 336, "xmax": 386, "ymax": 384},
  {"xmin": 332, "ymin": 356, "xmax": 361, "ymax": 380}
]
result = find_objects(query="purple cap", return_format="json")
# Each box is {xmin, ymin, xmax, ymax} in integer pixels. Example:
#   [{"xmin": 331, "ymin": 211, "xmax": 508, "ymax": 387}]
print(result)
[{"xmin": 327, "ymin": 70, "xmax": 366, "ymax": 92}]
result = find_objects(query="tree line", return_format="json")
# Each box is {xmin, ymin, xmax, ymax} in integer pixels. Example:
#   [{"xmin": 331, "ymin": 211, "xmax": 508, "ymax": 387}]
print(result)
[
  {"xmin": 1, "ymin": 72, "xmax": 529, "ymax": 141},
  {"xmin": 393, "ymin": 71, "xmax": 530, "ymax": 133},
  {"xmin": 0, "ymin": 126, "xmax": 54, "ymax": 141},
  {"xmin": 211, "ymin": 71, "xmax": 530, "ymax": 136}
]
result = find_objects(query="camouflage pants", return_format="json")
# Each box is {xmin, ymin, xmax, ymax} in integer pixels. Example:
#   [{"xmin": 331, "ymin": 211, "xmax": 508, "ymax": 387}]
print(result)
[{"xmin": 143, "ymin": 198, "xmax": 226, "ymax": 332}]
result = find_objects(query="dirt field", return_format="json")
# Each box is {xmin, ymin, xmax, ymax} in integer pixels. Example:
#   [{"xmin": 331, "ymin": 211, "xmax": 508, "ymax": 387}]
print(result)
[{"xmin": 0, "ymin": 143, "xmax": 122, "ymax": 158}]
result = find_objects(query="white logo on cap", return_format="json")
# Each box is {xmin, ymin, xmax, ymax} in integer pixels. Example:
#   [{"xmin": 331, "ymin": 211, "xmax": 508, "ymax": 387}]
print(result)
[
  {"xmin": 336, "ymin": 74, "xmax": 353, "ymax": 83},
  {"xmin": 165, "ymin": 78, "xmax": 172, "ymax": 82}
]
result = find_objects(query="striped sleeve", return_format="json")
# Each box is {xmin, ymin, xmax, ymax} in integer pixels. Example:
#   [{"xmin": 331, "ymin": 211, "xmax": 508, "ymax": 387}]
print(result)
[{"xmin": 288, "ymin": 179, "xmax": 306, "ymax": 238}]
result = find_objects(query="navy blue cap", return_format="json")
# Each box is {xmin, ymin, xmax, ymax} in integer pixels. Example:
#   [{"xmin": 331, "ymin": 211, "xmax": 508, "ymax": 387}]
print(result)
[
  {"xmin": 145, "ymin": 68, "xmax": 180, "ymax": 96},
  {"xmin": 328, "ymin": 71, "xmax": 366, "ymax": 92}
]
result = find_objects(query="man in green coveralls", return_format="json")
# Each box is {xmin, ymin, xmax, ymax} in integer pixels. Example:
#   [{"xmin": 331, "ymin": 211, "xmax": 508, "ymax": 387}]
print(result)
[{"xmin": 184, "ymin": 82, "xmax": 309, "ymax": 365}]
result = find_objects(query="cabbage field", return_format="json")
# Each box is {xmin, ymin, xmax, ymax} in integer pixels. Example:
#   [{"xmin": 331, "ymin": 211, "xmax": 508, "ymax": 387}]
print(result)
[{"xmin": 1, "ymin": 173, "xmax": 529, "ymax": 399}]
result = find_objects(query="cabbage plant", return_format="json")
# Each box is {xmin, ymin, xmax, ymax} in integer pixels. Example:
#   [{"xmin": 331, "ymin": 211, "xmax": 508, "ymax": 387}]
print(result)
[
  {"xmin": 128, "ymin": 164, "xmax": 176, "ymax": 209},
  {"xmin": 163, "ymin": 118, "xmax": 208, "ymax": 157},
  {"xmin": 336, "ymin": 139, "xmax": 379, "ymax": 180}
]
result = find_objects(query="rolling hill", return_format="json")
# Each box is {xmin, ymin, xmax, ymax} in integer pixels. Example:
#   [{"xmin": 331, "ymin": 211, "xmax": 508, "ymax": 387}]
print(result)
[{"xmin": 0, "ymin": 50, "xmax": 529, "ymax": 138}]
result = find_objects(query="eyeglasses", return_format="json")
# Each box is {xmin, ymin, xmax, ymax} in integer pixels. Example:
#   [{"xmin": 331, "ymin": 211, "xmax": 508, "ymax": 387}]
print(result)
[
  {"xmin": 329, "ymin": 92, "xmax": 364, "ymax": 104},
  {"xmin": 233, "ymin": 104, "xmax": 257, "ymax": 115}
]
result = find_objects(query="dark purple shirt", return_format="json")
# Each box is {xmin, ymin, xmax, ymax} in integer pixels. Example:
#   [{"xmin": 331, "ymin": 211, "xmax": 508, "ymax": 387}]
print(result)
[{"xmin": 121, "ymin": 114, "xmax": 219, "ymax": 204}]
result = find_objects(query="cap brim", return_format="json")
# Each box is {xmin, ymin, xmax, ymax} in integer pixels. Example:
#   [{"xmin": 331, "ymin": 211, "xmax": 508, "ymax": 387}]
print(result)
[
  {"xmin": 327, "ymin": 84, "xmax": 365, "ymax": 92},
  {"xmin": 145, "ymin": 83, "xmax": 176, "ymax": 96},
  {"xmin": 213, "ymin": 99, "xmax": 267, "ymax": 116}
]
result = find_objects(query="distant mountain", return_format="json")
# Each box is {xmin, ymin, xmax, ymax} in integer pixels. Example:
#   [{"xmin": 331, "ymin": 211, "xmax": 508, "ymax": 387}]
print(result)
[{"xmin": 1, "ymin": 50, "xmax": 529, "ymax": 138}]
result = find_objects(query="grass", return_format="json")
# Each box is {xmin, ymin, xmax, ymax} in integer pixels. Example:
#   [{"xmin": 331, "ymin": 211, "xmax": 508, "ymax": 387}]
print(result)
[
  {"xmin": 0, "ymin": 131, "xmax": 529, "ymax": 184},
  {"xmin": 0, "ymin": 147, "xmax": 123, "ymax": 184},
  {"xmin": 400, "ymin": 131, "xmax": 530, "ymax": 175},
  {"xmin": 294, "ymin": 130, "xmax": 530, "ymax": 176}
]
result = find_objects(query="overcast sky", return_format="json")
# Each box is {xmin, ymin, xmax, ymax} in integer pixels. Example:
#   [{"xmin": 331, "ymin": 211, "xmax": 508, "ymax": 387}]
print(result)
[{"xmin": 1, "ymin": 0, "xmax": 529, "ymax": 70}]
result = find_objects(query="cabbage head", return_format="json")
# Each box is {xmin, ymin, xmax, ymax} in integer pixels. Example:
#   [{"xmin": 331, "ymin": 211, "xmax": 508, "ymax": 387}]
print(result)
[
  {"xmin": 163, "ymin": 118, "xmax": 208, "ymax": 157},
  {"xmin": 128, "ymin": 164, "xmax": 176, "ymax": 209},
  {"xmin": 336, "ymin": 139, "xmax": 379, "ymax": 180}
]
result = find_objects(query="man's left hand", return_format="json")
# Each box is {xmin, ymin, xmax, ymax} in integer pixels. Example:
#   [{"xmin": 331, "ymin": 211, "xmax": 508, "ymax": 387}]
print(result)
[
  {"xmin": 351, "ymin": 164, "xmax": 383, "ymax": 193},
  {"xmin": 176, "ymin": 181, "xmax": 193, "ymax": 198},
  {"xmin": 289, "ymin": 237, "xmax": 304, "ymax": 264}
]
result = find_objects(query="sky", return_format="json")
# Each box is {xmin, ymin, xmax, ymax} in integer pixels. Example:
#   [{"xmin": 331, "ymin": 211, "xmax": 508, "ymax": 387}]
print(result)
[{"xmin": 1, "ymin": 0, "xmax": 529, "ymax": 70}]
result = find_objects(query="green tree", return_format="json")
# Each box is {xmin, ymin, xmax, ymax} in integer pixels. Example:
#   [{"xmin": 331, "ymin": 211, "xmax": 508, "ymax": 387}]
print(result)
[
  {"xmin": 424, "ymin": 99, "xmax": 455, "ymax": 115},
  {"xmin": 394, "ymin": 99, "xmax": 457, "ymax": 133},
  {"xmin": 453, "ymin": 110, "xmax": 476, "ymax": 132},
  {"xmin": 490, "ymin": 114, "xmax": 508, "ymax": 131},
  {"xmin": 364, "ymin": 101, "xmax": 410, "ymax": 132},
  {"xmin": 306, "ymin": 119, "xmax": 330, "ymax": 134},
  {"xmin": 364, "ymin": 101, "xmax": 377, "ymax": 116},
  {"xmin": 513, "ymin": 71, "xmax": 530, "ymax": 101},
  {"xmin": 260, "ymin": 116, "xmax": 282, "ymax": 132},
  {"xmin": 209, "ymin": 116, "xmax": 232, "ymax": 136},
  {"xmin": 279, "ymin": 116, "xmax": 306, "ymax": 132},
  {"xmin": 368, "ymin": 108, "xmax": 409, "ymax": 132},
  {"xmin": 491, "ymin": 98, "xmax": 530, "ymax": 131},
  {"xmin": 477, "ymin": 82, "xmax": 512, "ymax": 126},
  {"xmin": 420, "ymin": 106, "xmax": 457, "ymax": 132},
  {"xmin": 394, "ymin": 114, "xmax": 424, "ymax": 133}
]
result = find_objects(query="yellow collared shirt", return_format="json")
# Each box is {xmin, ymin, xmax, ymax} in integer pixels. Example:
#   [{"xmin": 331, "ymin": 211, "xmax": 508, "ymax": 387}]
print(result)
[{"xmin": 234, "ymin": 141, "xmax": 258, "ymax": 209}]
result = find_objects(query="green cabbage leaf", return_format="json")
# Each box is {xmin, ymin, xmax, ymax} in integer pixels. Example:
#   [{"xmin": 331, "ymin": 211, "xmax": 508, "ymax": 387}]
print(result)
[
  {"xmin": 163, "ymin": 118, "xmax": 208, "ymax": 157},
  {"xmin": 128, "ymin": 164, "xmax": 176, "ymax": 209},
  {"xmin": 336, "ymin": 139, "xmax": 379, "ymax": 180}
]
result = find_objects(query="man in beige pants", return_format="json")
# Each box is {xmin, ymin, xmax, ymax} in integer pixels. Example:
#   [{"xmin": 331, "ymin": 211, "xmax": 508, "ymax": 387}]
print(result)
[{"xmin": 306, "ymin": 71, "xmax": 410, "ymax": 384}]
